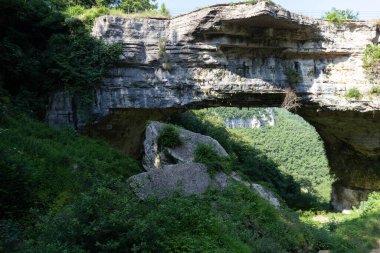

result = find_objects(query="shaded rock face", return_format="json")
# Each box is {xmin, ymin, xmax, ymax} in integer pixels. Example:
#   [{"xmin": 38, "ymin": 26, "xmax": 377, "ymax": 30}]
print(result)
[
  {"xmin": 128, "ymin": 163, "xmax": 228, "ymax": 199},
  {"xmin": 331, "ymin": 182, "xmax": 373, "ymax": 211},
  {"xmin": 298, "ymin": 108, "xmax": 380, "ymax": 209},
  {"xmin": 47, "ymin": 2, "xmax": 380, "ymax": 209},
  {"xmin": 143, "ymin": 121, "xmax": 228, "ymax": 171}
]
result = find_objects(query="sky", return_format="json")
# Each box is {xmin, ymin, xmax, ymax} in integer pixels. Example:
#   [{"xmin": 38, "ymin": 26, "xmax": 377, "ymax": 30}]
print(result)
[{"xmin": 155, "ymin": 0, "xmax": 380, "ymax": 19}]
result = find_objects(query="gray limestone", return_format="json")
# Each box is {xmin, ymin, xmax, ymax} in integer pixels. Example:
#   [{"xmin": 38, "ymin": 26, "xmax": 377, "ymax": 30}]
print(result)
[{"xmin": 46, "ymin": 2, "xmax": 380, "ymax": 210}]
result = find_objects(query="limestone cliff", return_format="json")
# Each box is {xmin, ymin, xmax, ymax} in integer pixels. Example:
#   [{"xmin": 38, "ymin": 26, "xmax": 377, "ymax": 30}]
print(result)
[{"xmin": 47, "ymin": 1, "xmax": 380, "ymax": 209}]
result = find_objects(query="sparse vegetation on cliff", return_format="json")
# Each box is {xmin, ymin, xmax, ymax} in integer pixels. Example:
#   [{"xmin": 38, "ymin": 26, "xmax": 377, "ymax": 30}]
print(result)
[
  {"xmin": 345, "ymin": 87, "xmax": 362, "ymax": 99},
  {"xmin": 363, "ymin": 44, "xmax": 380, "ymax": 81},
  {"xmin": 284, "ymin": 68, "xmax": 302, "ymax": 88}
]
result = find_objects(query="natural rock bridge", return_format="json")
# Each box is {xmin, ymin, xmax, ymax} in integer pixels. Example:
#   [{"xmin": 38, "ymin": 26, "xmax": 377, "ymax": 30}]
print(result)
[{"xmin": 48, "ymin": 2, "xmax": 380, "ymax": 210}]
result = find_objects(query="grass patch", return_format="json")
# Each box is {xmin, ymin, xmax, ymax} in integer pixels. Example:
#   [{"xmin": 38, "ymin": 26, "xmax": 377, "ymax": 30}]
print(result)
[
  {"xmin": 345, "ymin": 87, "xmax": 362, "ymax": 99},
  {"xmin": 157, "ymin": 124, "xmax": 182, "ymax": 149},
  {"xmin": 301, "ymin": 192, "xmax": 380, "ymax": 252}
]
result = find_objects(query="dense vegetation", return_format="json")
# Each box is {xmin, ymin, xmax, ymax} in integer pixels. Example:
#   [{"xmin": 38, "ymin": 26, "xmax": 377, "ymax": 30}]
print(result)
[
  {"xmin": 171, "ymin": 108, "xmax": 333, "ymax": 209},
  {"xmin": 0, "ymin": 0, "xmax": 124, "ymax": 118}
]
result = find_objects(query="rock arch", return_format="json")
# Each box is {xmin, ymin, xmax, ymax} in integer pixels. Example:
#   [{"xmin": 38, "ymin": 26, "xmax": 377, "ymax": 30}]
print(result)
[{"xmin": 47, "ymin": 2, "xmax": 380, "ymax": 210}]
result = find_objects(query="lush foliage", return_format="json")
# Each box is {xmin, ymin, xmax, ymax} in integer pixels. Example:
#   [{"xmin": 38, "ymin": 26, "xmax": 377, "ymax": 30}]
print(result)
[
  {"xmin": 0, "ymin": 111, "xmax": 141, "ymax": 221},
  {"xmin": 171, "ymin": 108, "xmax": 333, "ymax": 209},
  {"xmin": 20, "ymin": 180, "xmax": 340, "ymax": 253},
  {"xmin": 345, "ymin": 87, "xmax": 362, "ymax": 99},
  {"xmin": 157, "ymin": 124, "xmax": 182, "ymax": 149},
  {"xmin": 324, "ymin": 8, "xmax": 359, "ymax": 24}
]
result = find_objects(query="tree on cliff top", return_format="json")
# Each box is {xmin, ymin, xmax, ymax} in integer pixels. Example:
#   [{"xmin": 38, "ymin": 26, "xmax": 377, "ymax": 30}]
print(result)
[
  {"xmin": 64, "ymin": 0, "xmax": 157, "ymax": 12},
  {"xmin": 324, "ymin": 8, "xmax": 359, "ymax": 24}
]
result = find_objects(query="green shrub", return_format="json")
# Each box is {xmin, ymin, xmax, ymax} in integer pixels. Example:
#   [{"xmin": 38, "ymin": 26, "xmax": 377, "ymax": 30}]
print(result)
[
  {"xmin": 157, "ymin": 124, "xmax": 182, "ymax": 149},
  {"xmin": 370, "ymin": 86, "xmax": 380, "ymax": 94},
  {"xmin": 284, "ymin": 68, "xmax": 302, "ymax": 87},
  {"xmin": 324, "ymin": 8, "xmax": 359, "ymax": 24},
  {"xmin": 345, "ymin": 87, "xmax": 362, "ymax": 99}
]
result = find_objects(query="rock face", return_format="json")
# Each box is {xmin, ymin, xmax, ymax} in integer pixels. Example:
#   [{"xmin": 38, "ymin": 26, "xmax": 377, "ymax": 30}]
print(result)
[
  {"xmin": 128, "ymin": 163, "xmax": 228, "ymax": 199},
  {"xmin": 143, "ymin": 121, "xmax": 228, "ymax": 170},
  {"xmin": 47, "ymin": 1, "xmax": 380, "ymax": 209},
  {"xmin": 224, "ymin": 108, "xmax": 275, "ymax": 129}
]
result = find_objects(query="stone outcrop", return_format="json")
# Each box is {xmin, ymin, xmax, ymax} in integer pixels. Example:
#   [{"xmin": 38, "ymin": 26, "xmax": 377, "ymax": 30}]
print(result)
[
  {"xmin": 143, "ymin": 121, "xmax": 228, "ymax": 170},
  {"xmin": 230, "ymin": 172, "xmax": 281, "ymax": 208},
  {"xmin": 131, "ymin": 121, "xmax": 281, "ymax": 208},
  {"xmin": 47, "ymin": 1, "xmax": 380, "ymax": 209},
  {"xmin": 128, "ymin": 163, "xmax": 228, "ymax": 199}
]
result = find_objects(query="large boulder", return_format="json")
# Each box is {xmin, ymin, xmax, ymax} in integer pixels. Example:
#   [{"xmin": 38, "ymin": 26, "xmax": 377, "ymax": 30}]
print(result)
[
  {"xmin": 131, "ymin": 121, "xmax": 281, "ymax": 208},
  {"xmin": 128, "ymin": 163, "xmax": 228, "ymax": 199},
  {"xmin": 143, "ymin": 121, "xmax": 228, "ymax": 171}
]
